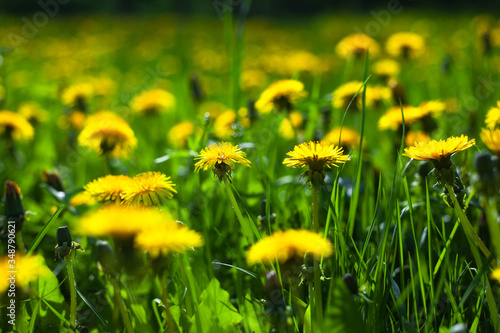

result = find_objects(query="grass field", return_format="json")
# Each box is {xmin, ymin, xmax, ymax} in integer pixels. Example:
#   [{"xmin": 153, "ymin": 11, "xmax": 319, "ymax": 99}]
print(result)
[{"xmin": 1, "ymin": 9, "xmax": 500, "ymax": 333}]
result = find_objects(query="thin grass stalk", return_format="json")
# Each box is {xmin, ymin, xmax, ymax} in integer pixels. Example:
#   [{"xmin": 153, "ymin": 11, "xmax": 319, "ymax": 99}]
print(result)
[
  {"xmin": 223, "ymin": 176, "xmax": 254, "ymax": 243},
  {"xmin": 66, "ymin": 258, "xmax": 77, "ymax": 332},
  {"xmin": 111, "ymin": 278, "xmax": 134, "ymax": 333}
]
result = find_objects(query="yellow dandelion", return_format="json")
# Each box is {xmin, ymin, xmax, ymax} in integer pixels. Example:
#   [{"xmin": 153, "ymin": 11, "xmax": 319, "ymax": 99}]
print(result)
[
  {"xmin": 69, "ymin": 191, "xmax": 96, "ymax": 207},
  {"xmin": 18, "ymin": 101, "xmax": 48, "ymax": 124},
  {"xmin": 130, "ymin": 89, "xmax": 176, "ymax": 115},
  {"xmin": 77, "ymin": 205, "xmax": 171, "ymax": 237},
  {"xmin": 386, "ymin": 32, "xmax": 425, "ymax": 59},
  {"xmin": 90, "ymin": 76, "xmax": 116, "ymax": 96},
  {"xmin": 372, "ymin": 59, "xmax": 401, "ymax": 79},
  {"xmin": 168, "ymin": 121, "xmax": 195, "ymax": 148},
  {"xmin": 279, "ymin": 118, "xmax": 295, "ymax": 140},
  {"xmin": 194, "ymin": 142, "xmax": 251, "ymax": 181},
  {"xmin": 0, "ymin": 255, "xmax": 50, "ymax": 293},
  {"xmin": 84, "ymin": 110, "xmax": 126, "ymax": 126},
  {"xmin": 61, "ymin": 83, "xmax": 94, "ymax": 109},
  {"xmin": 419, "ymin": 100, "xmax": 447, "ymax": 116},
  {"xmin": 332, "ymin": 81, "xmax": 371, "ymax": 111},
  {"xmin": 286, "ymin": 50, "xmax": 322, "ymax": 73},
  {"xmin": 255, "ymin": 80, "xmax": 307, "ymax": 113},
  {"xmin": 283, "ymin": 141, "xmax": 350, "ymax": 187},
  {"xmin": 485, "ymin": 101, "xmax": 500, "ymax": 129},
  {"xmin": 213, "ymin": 110, "xmax": 237, "ymax": 140},
  {"xmin": 378, "ymin": 105, "xmax": 429, "ymax": 131},
  {"xmin": 366, "ymin": 85, "xmax": 392, "ymax": 108},
  {"xmin": 405, "ymin": 131, "xmax": 431, "ymax": 147},
  {"xmin": 240, "ymin": 69, "xmax": 268, "ymax": 91},
  {"xmin": 403, "ymin": 135, "xmax": 475, "ymax": 167},
  {"xmin": 247, "ymin": 229, "xmax": 333, "ymax": 265},
  {"xmin": 335, "ymin": 33, "xmax": 380, "ymax": 59},
  {"xmin": 83, "ymin": 175, "xmax": 134, "ymax": 203},
  {"xmin": 122, "ymin": 172, "xmax": 177, "ymax": 206},
  {"xmin": 135, "ymin": 221, "xmax": 203, "ymax": 257},
  {"xmin": 323, "ymin": 127, "xmax": 362, "ymax": 150},
  {"xmin": 481, "ymin": 128, "xmax": 500, "ymax": 156},
  {"xmin": 68, "ymin": 111, "xmax": 86, "ymax": 130},
  {"xmin": 289, "ymin": 111, "xmax": 303, "ymax": 128},
  {"xmin": 0, "ymin": 110, "xmax": 34, "ymax": 142},
  {"xmin": 78, "ymin": 116, "xmax": 137, "ymax": 158},
  {"xmin": 491, "ymin": 267, "xmax": 500, "ymax": 284},
  {"xmin": 198, "ymin": 101, "xmax": 227, "ymax": 119}
]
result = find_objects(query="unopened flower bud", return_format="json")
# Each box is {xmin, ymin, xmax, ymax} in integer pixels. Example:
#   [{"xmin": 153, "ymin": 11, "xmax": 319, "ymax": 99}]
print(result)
[
  {"xmin": 343, "ymin": 273, "xmax": 359, "ymax": 294},
  {"xmin": 57, "ymin": 226, "xmax": 72, "ymax": 246},
  {"xmin": 4, "ymin": 180, "xmax": 25, "ymax": 232},
  {"xmin": 43, "ymin": 170, "xmax": 65, "ymax": 192}
]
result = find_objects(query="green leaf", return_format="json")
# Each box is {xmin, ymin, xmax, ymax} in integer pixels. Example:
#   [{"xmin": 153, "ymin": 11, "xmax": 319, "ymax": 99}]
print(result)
[
  {"xmin": 323, "ymin": 278, "xmax": 367, "ymax": 333},
  {"xmin": 240, "ymin": 292, "xmax": 264, "ymax": 333},
  {"xmin": 190, "ymin": 277, "xmax": 242, "ymax": 332},
  {"xmin": 26, "ymin": 205, "xmax": 65, "ymax": 256},
  {"xmin": 303, "ymin": 305, "xmax": 312, "ymax": 333}
]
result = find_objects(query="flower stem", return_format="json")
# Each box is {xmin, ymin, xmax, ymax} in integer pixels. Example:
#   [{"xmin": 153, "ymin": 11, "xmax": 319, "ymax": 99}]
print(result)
[
  {"xmin": 312, "ymin": 187, "xmax": 323, "ymax": 331},
  {"xmin": 445, "ymin": 184, "xmax": 498, "ymax": 330},
  {"xmin": 66, "ymin": 257, "xmax": 77, "ymax": 332},
  {"xmin": 16, "ymin": 232, "xmax": 26, "ymax": 254},
  {"xmin": 160, "ymin": 274, "xmax": 175, "ymax": 333},
  {"xmin": 444, "ymin": 184, "xmax": 492, "ymax": 260},
  {"xmin": 112, "ymin": 278, "xmax": 134, "ymax": 333},
  {"xmin": 223, "ymin": 176, "xmax": 254, "ymax": 243}
]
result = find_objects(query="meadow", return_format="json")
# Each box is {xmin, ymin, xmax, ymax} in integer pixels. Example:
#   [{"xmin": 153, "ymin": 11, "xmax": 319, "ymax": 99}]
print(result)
[{"xmin": 1, "ymin": 9, "xmax": 500, "ymax": 333}]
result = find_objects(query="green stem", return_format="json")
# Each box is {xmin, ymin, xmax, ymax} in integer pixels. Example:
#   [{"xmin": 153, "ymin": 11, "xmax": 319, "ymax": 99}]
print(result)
[
  {"xmin": 112, "ymin": 278, "xmax": 134, "ymax": 333},
  {"xmin": 484, "ymin": 197, "xmax": 500, "ymax": 263},
  {"xmin": 312, "ymin": 187, "xmax": 323, "ymax": 331},
  {"xmin": 444, "ymin": 184, "xmax": 492, "ymax": 260},
  {"xmin": 16, "ymin": 232, "xmax": 26, "ymax": 254},
  {"xmin": 160, "ymin": 274, "xmax": 175, "ymax": 333},
  {"xmin": 223, "ymin": 176, "xmax": 254, "ymax": 243},
  {"xmin": 66, "ymin": 258, "xmax": 77, "ymax": 332},
  {"xmin": 445, "ymin": 184, "xmax": 498, "ymax": 331}
]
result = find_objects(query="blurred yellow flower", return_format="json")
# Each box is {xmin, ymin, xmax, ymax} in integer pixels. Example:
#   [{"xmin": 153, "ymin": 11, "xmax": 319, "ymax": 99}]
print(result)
[
  {"xmin": 61, "ymin": 83, "xmax": 94, "ymax": 109},
  {"xmin": 195, "ymin": 142, "xmax": 251, "ymax": 181},
  {"xmin": 289, "ymin": 111, "xmax": 303, "ymax": 128},
  {"xmin": 372, "ymin": 59, "xmax": 401, "ymax": 79},
  {"xmin": 335, "ymin": 33, "xmax": 380, "ymax": 59},
  {"xmin": 130, "ymin": 89, "xmax": 175, "ymax": 115},
  {"xmin": 366, "ymin": 85, "xmax": 392, "ymax": 108},
  {"xmin": 84, "ymin": 175, "xmax": 134, "ymax": 203},
  {"xmin": 481, "ymin": 128, "xmax": 500, "ymax": 155},
  {"xmin": 0, "ymin": 255, "xmax": 50, "ymax": 293},
  {"xmin": 286, "ymin": 50, "xmax": 322, "ymax": 73},
  {"xmin": 168, "ymin": 121, "xmax": 195, "ymax": 148},
  {"xmin": 213, "ymin": 110, "xmax": 236, "ymax": 140},
  {"xmin": 69, "ymin": 191, "xmax": 96, "ymax": 207},
  {"xmin": 77, "ymin": 205, "xmax": 170, "ymax": 237},
  {"xmin": 323, "ymin": 127, "xmax": 361, "ymax": 150},
  {"xmin": 485, "ymin": 101, "xmax": 500, "ymax": 129},
  {"xmin": 491, "ymin": 267, "xmax": 500, "ymax": 284},
  {"xmin": 405, "ymin": 130, "xmax": 431, "ymax": 147},
  {"xmin": 135, "ymin": 221, "xmax": 203, "ymax": 257},
  {"xmin": 378, "ymin": 105, "xmax": 428, "ymax": 131},
  {"xmin": 279, "ymin": 118, "xmax": 295, "ymax": 140},
  {"xmin": 198, "ymin": 101, "xmax": 227, "ymax": 119},
  {"xmin": 0, "ymin": 110, "xmax": 34, "ymax": 142},
  {"xmin": 78, "ymin": 115, "xmax": 137, "ymax": 158},
  {"xmin": 240, "ymin": 69, "xmax": 268, "ymax": 91},
  {"xmin": 255, "ymin": 80, "xmax": 306, "ymax": 113},
  {"xmin": 419, "ymin": 100, "xmax": 447, "ymax": 116},
  {"xmin": 18, "ymin": 101, "xmax": 48, "ymax": 124},
  {"xmin": 247, "ymin": 229, "xmax": 333, "ymax": 264},
  {"xmin": 332, "ymin": 81, "xmax": 369, "ymax": 111},
  {"xmin": 386, "ymin": 32, "xmax": 425, "ymax": 59},
  {"xmin": 122, "ymin": 172, "xmax": 177, "ymax": 206}
]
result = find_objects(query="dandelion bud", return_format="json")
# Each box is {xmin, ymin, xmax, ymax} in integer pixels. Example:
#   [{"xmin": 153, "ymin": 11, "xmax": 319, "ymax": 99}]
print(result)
[
  {"xmin": 342, "ymin": 273, "xmax": 359, "ymax": 294},
  {"xmin": 95, "ymin": 240, "xmax": 117, "ymax": 275},
  {"xmin": 247, "ymin": 99, "xmax": 257, "ymax": 124},
  {"xmin": 388, "ymin": 78, "xmax": 406, "ymax": 105},
  {"xmin": 4, "ymin": 180, "xmax": 25, "ymax": 232},
  {"xmin": 43, "ymin": 170, "xmax": 65, "ymax": 192},
  {"xmin": 57, "ymin": 226, "xmax": 72, "ymax": 247},
  {"xmin": 264, "ymin": 270, "xmax": 284, "ymax": 310},
  {"xmin": 474, "ymin": 151, "xmax": 495, "ymax": 180},
  {"xmin": 190, "ymin": 73, "xmax": 204, "ymax": 103}
]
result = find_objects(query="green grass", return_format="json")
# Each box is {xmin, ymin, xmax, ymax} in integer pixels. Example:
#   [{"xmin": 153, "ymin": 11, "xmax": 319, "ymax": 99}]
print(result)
[{"xmin": 1, "ymin": 9, "xmax": 500, "ymax": 333}]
